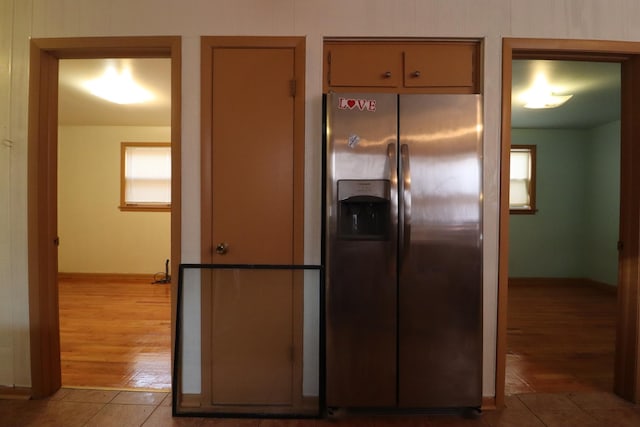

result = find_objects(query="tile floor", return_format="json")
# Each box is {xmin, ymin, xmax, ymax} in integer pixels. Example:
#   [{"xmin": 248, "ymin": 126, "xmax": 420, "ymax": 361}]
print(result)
[{"xmin": 1, "ymin": 388, "xmax": 640, "ymax": 427}]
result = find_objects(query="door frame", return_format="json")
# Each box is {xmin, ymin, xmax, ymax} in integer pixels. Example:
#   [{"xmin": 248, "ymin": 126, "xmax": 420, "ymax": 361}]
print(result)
[
  {"xmin": 27, "ymin": 36, "xmax": 181, "ymax": 398},
  {"xmin": 497, "ymin": 37, "xmax": 640, "ymax": 406}
]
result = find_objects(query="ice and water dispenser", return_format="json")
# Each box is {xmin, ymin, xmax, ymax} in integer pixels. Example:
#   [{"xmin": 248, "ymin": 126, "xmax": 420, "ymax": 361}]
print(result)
[{"xmin": 337, "ymin": 179, "xmax": 390, "ymax": 240}]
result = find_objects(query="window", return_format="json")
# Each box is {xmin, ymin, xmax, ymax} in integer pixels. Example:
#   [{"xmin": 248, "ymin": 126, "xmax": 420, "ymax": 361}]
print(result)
[
  {"xmin": 509, "ymin": 145, "xmax": 536, "ymax": 214},
  {"xmin": 120, "ymin": 142, "xmax": 171, "ymax": 211}
]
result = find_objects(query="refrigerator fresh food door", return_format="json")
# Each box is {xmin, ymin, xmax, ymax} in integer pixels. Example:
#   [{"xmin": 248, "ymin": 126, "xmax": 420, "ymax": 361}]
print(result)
[
  {"xmin": 398, "ymin": 94, "xmax": 483, "ymax": 408},
  {"xmin": 325, "ymin": 92, "xmax": 398, "ymax": 407}
]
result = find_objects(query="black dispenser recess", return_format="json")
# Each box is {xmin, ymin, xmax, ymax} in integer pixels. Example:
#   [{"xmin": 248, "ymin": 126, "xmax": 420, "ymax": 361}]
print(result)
[{"xmin": 337, "ymin": 179, "xmax": 390, "ymax": 240}]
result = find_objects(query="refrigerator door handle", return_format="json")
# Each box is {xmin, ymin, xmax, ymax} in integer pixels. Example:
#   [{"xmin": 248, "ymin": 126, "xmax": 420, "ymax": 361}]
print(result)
[
  {"xmin": 399, "ymin": 143, "xmax": 411, "ymax": 265},
  {"xmin": 387, "ymin": 142, "xmax": 397, "ymax": 189},
  {"xmin": 387, "ymin": 142, "xmax": 396, "ymax": 176},
  {"xmin": 388, "ymin": 142, "xmax": 398, "ymax": 275}
]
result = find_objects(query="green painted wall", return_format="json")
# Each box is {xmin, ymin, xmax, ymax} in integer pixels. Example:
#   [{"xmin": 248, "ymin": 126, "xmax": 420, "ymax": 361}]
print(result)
[
  {"xmin": 584, "ymin": 121, "xmax": 621, "ymax": 285},
  {"xmin": 509, "ymin": 121, "xmax": 620, "ymax": 285}
]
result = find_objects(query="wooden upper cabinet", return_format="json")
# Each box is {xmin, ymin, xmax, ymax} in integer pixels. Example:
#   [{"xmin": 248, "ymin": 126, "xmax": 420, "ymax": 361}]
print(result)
[
  {"xmin": 328, "ymin": 44, "xmax": 403, "ymax": 88},
  {"xmin": 403, "ymin": 43, "xmax": 476, "ymax": 89},
  {"xmin": 324, "ymin": 40, "xmax": 481, "ymax": 94}
]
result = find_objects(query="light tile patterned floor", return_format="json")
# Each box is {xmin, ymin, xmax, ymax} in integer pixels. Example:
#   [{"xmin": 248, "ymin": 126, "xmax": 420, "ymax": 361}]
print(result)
[{"xmin": 1, "ymin": 389, "xmax": 640, "ymax": 426}]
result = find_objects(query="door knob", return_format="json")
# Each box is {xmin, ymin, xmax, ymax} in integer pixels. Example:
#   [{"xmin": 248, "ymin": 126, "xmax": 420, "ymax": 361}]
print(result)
[
  {"xmin": 412, "ymin": 70, "xmax": 421, "ymax": 77},
  {"xmin": 215, "ymin": 242, "xmax": 228, "ymax": 255}
]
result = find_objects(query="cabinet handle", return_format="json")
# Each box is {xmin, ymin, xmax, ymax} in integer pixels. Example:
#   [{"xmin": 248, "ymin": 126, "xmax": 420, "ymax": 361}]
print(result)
[
  {"xmin": 412, "ymin": 70, "xmax": 421, "ymax": 77},
  {"xmin": 383, "ymin": 71, "xmax": 392, "ymax": 78}
]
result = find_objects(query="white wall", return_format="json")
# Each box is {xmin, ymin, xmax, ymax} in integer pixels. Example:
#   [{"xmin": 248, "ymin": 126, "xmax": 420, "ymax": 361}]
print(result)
[
  {"xmin": 0, "ymin": 0, "xmax": 32, "ymax": 388},
  {"xmin": 0, "ymin": 0, "xmax": 12, "ymax": 386},
  {"xmin": 3, "ymin": 0, "xmax": 640, "ymax": 395},
  {"xmin": 58, "ymin": 125, "xmax": 171, "ymax": 275}
]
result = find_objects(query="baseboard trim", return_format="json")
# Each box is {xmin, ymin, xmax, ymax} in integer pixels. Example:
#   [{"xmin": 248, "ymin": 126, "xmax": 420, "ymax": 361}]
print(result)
[
  {"xmin": 583, "ymin": 278, "xmax": 618, "ymax": 295},
  {"xmin": 58, "ymin": 272, "xmax": 157, "ymax": 283},
  {"xmin": 508, "ymin": 277, "xmax": 617, "ymax": 294},
  {"xmin": 61, "ymin": 385, "xmax": 171, "ymax": 393},
  {"xmin": 179, "ymin": 393, "xmax": 202, "ymax": 408},
  {"xmin": 0, "ymin": 386, "xmax": 32, "ymax": 400},
  {"xmin": 482, "ymin": 396, "xmax": 497, "ymax": 410}
]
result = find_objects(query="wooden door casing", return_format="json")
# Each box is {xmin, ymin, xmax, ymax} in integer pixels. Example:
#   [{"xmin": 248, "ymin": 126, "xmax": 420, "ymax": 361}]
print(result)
[
  {"xmin": 497, "ymin": 38, "xmax": 640, "ymax": 407},
  {"xmin": 27, "ymin": 36, "xmax": 181, "ymax": 399}
]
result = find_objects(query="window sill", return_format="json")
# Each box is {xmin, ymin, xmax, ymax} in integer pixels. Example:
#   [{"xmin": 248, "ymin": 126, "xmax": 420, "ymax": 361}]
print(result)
[
  {"xmin": 119, "ymin": 205, "xmax": 171, "ymax": 212},
  {"xmin": 510, "ymin": 208, "xmax": 537, "ymax": 215}
]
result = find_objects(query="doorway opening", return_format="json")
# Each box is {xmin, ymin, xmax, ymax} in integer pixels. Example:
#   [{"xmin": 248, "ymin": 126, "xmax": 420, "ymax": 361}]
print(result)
[
  {"xmin": 27, "ymin": 37, "xmax": 181, "ymax": 398},
  {"xmin": 506, "ymin": 59, "xmax": 621, "ymax": 396},
  {"xmin": 497, "ymin": 38, "xmax": 640, "ymax": 406},
  {"xmin": 56, "ymin": 57, "xmax": 172, "ymax": 390}
]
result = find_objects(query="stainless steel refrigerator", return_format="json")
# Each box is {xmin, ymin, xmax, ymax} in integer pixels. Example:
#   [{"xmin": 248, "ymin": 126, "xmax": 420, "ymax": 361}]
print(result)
[{"xmin": 324, "ymin": 92, "xmax": 483, "ymax": 410}]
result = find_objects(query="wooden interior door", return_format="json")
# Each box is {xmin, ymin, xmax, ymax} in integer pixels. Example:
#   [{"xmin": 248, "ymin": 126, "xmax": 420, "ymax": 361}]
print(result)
[
  {"xmin": 211, "ymin": 47, "xmax": 294, "ymax": 264},
  {"xmin": 201, "ymin": 38, "xmax": 305, "ymax": 410}
]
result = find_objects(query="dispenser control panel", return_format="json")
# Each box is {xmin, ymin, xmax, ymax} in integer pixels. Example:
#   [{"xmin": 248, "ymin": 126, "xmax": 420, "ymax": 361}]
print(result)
[
  {"xmin": 337, "ymin": 179, "xmax": 390, "ymax": 240},
  {"xmin": 338, "ymin": 179, "xmax": 389, "ymax": 201}
]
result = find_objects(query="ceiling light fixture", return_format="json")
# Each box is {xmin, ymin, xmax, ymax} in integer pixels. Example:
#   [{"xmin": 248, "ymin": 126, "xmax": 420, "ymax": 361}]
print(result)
[
  {"xmin": 84, "ymin": 66, "xmax": 154, "ymax": 104},
  {"xmin": 521, "ymin": 73, "xmax": 573, "ymax": 109}
]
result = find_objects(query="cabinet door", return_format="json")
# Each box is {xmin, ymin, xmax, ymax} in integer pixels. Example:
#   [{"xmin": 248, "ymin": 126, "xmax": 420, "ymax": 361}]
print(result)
[
  {"xmin": 328, "ymin": 44, "xmax": 402, "ymax": 88},
  {"xmin": 403, "ymin": 43, "xmax": 476, "ymax": 89}
]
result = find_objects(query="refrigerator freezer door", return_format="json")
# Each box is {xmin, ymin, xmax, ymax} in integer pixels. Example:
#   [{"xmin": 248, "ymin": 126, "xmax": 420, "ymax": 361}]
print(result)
[
  {"xmin": 398, "ymin": 94, "xmax": 483, "ymax": 408},
  {"xmin": 325, "ymin": 93, "xmax": 398, "ymax": 407}
]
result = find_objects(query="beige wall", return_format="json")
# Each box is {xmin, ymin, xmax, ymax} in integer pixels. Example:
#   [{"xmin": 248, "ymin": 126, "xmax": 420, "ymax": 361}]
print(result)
[
  {"xmin": 58, "ymin": 125, "xmax": 171, "ymax": 275},
  {"xmin": 3, "ymin": 0, "xmax": 640, "ymax": 394}
]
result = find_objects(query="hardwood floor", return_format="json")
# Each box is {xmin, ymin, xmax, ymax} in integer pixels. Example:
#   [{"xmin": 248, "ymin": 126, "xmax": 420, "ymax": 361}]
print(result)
[
  {"xmin": 58, "ymin": 276, "xmax": 171, "ymax": 391},
  {"xmin": 57, "ymin": 276, "xmax": 616, "ymax": 397},
  {"xmin": 506, "ymin": 280, "xmax": 617, "ymax": 395}
]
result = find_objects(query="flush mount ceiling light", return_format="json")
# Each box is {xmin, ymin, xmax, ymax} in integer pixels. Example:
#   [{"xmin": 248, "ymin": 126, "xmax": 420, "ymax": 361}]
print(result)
[
  {"xmin": 84, "ymin": 66, "xmax": 154, "ymax": 104},
  {"xmin": 521, "ymin": 73, "xmax": 573, "ymax": 109}
]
